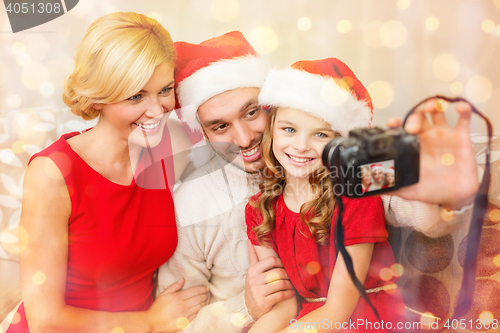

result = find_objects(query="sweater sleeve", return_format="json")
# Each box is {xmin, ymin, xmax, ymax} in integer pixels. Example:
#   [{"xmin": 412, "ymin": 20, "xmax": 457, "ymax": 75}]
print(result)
[
  {"xmin": 157, "ymin": 221, "xmax": 254, "ymax": 333},
  {"xmin": 381, "ymin": 195, "xmax": 473, "ymax": 238}
]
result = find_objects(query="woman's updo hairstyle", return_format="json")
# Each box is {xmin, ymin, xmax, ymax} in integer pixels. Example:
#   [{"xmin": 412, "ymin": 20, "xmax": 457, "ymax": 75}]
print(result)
[{"xmin": 62, "ymin": 12, "xmax": 176, "ymax": 120}]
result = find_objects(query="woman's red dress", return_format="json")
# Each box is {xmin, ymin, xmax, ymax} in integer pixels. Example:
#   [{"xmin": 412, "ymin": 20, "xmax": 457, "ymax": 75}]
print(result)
[{"xmin": 7, "ymin": 131, "xmax": 177, "ymax": 332}]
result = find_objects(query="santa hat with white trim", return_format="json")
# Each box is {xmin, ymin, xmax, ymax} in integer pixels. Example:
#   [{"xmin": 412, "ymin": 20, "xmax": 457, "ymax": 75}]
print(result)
[
  {"xmin": 174, "ymin": 31, "xmax": 270, "ymax": 132},
  {"xmin": 370, "ymin": 163, "xmax": 384, "ymax": 172},
  {"xmin": 258, "ymin": 58, "xmax": 373, "ymax": 137}
]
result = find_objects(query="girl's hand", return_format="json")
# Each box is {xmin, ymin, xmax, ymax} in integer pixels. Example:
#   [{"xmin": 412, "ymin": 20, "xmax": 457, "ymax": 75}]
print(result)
[
  {"xmin": 385, "ymin": 99, "xmax": 478, "ymax": 210},
  {"xmin": 147, "ymin": 279, "xmax": 209, "ymax": 333}
]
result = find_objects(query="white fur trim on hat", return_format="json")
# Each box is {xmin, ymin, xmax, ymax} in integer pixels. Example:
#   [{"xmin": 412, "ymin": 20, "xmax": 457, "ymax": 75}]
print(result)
[
  {"xmin": 258, "ymin": 68, "xmax": 372, "ymax": 137},
  {"xmin": 177, "ymin": 55, "xmax": 270, "ymax": 132}
]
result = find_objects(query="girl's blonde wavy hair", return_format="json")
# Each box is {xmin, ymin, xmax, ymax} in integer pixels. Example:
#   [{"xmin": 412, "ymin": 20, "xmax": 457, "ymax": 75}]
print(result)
[
  {"xmin": 62, "ymin": 12, "xmax": 176, "ymax": 120},
  {"xmin": 250, "ymin": 107, "xmax": 336, "ymax": 246}
]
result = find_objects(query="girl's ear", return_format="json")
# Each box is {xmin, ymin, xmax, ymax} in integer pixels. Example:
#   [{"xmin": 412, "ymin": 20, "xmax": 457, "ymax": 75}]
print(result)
[{"xmin": 93, "ymin": 103, "xmax": 103, "ymax": 110}]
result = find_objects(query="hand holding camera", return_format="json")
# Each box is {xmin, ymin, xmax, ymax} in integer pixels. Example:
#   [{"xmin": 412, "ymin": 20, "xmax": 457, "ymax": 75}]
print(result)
[{"xmin": 323, "ymin": 97, "xmax": 479, "ymax": 210}]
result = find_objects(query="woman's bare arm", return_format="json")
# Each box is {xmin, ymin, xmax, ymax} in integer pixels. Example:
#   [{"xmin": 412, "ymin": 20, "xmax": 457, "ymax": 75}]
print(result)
[{"xmin": 20, "ymin": 157, "xmax": 207, "ymax": 333}]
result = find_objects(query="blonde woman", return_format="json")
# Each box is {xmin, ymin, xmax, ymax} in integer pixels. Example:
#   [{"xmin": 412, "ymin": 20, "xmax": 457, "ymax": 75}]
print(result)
[{"xmin": 7, "ymin": 12, "xmax": 208, "ymax": 333}]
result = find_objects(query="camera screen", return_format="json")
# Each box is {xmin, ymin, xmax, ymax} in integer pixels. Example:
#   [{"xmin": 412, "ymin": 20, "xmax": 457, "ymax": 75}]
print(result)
[{"xmin": 360, "ymin": 160, "xmax": 395, "ymax": 193}]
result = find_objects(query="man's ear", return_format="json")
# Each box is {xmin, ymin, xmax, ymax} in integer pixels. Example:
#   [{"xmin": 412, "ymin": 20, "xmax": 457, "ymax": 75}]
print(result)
[{"xmin": 93, "ymin": 103, "xmax": 103, "ymax": 110}]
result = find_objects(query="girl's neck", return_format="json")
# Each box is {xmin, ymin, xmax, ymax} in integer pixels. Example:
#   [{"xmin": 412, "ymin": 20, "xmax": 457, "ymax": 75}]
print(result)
[{"xmin": 282, "ymin": 176, "xmax": 316, "ymax": 213}]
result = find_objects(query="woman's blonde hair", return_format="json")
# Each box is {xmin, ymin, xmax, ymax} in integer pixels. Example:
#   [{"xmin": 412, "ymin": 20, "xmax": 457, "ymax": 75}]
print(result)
[
  {"xmin": 62, "ymin": 12, "xmax": 176, "ymax": 120},
  {"xmin": 250, "ymin": 107, "xmax": 336, "ymax": 246}
]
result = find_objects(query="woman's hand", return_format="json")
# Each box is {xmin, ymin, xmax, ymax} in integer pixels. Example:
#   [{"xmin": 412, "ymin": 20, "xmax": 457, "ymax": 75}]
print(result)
[{"xmin": 147, "ymin": 279, "xmax": 209, "ymax": 333}]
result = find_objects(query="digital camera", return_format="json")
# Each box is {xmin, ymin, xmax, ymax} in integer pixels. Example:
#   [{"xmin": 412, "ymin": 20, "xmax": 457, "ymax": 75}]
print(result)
[{"xmin": 322, "ymin": 127, "xmax": 420, "ymax": 198}]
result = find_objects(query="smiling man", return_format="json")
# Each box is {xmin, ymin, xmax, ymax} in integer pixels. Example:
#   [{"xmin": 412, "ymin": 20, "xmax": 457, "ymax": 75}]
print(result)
[{"xmin": 157, "ymin": 31, "xmax": 296, "ymax": 333}]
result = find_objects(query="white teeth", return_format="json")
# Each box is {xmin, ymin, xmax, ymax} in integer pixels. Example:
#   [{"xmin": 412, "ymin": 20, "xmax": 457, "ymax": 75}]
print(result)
[
  {"xmin": 134, "ymin": 122, "xmax": 160, "ymax": 130},
  {"xmin": 241, "ymin": 146, "xmax": 259, "ymax": 157},
  {"xmin": 288, "ymin": 154, "xmax": 313, "ymax": 163}
]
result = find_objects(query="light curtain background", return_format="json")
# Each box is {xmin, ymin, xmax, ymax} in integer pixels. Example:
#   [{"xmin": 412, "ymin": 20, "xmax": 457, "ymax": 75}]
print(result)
[{"xmin": 1, "ymin": 0, "xmax": 500, "ymax": 330}]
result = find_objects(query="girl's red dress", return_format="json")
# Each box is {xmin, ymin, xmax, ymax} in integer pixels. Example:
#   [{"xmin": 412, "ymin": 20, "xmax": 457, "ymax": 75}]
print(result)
[
  {"xmin": 7, "ymin": 131, "xmax": 177, "ymax": 332},
  {"xmin": 246, "ymin": 194, "xmax": 405, "ymax": 332}
]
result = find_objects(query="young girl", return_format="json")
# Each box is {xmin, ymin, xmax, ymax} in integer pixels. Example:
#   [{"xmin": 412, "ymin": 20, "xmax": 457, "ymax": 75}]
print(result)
[
  {"xmin": 245, "ymin": 58, "xmax": 405, "ymax": 332},
  {"xmin": 383, "ymin": 167, "xmax": 396, "ymax": 188}
]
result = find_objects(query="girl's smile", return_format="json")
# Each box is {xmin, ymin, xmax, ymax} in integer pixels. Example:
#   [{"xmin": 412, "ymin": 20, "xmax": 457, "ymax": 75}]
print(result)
[{"xmin": 272, "ymin": 107, "xmax": 336, "ymax": 181}]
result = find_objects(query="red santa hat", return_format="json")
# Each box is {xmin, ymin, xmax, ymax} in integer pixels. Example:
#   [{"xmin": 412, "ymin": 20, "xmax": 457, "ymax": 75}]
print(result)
[
  {"xmin": 258, "ymin": 58, "xmax": 373, "ymax": 136},
  {"xmin": 174, "ymin": 31, "xmax": 270, "ymax": 132},
  {"xmin": 385, "ymin": 166, "xmax": 395, "ymax": 175},
  {"xmin": 370, "ymin": 163, "xmax": 384, "ymax": 172}
]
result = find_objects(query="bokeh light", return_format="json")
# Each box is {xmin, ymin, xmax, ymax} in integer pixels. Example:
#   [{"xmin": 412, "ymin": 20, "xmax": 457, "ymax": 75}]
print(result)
[
  {"xmin": 434, "ymin": 99, "xmax": 448, "ymax": 112},
  {"xmin": 210, "ymin": 302, "xmax": 224, "ymax": 316},
  {"xmin": 493, "ymin": 254, "xmax": 500, "ymax": 268},
  {"xmin": 175, "ymin": 317, "xmax": 189, "ymax": 330},
  {"xmin": 249, "ymin": 27, "xmax": 278, "ymax": 55},
  {"xmin": 11, "ymin": 42, "xmax": 25, "ymax": 55},
  {"xmin": 379, "ymin": 268, "xmax": 393, "ymax": 281},
  {"xmin": 337, "ymin": 20, "xmax": 352, "ymax": 34},
  {"xmin": 7, "ymin": 95, "xmax": 22, "ymax": 108},
  {"xmin": 426, "ymin": 16, "xmax": 439, "ymax": 31},
  {"xmin": 450, "ymin": 81, "xmax": 464, "ymax": 94},
  {"xmin": 482, "ymin": 19, "xmax": 496, "ymax": 33},
  {"xmin": 391, "ymin": 263, "xmax": 404, "ymax": 277},
  {"xmin": 1, "ymin": 225, "xmax": 28, "ymax": 254},
  {"xmin": 363, "ymin": 21, "xmax": 384, "ymax": 49},
  {"xmin": 40, "ymin": 82, "xmax": 55, "ymax": 96},
  {"xmin": 111, "ymin": 328, "xmax": 124, "ymax": 333},
  {"xmin": 231, "ymin": 313, "xmax": 245, "ymax": 327},
  {"xmin": 367, "ymin": 81, "xmax": 394, "ymax": 109},
  {"xmin": 440, "ymin": 209, "xmax": 454, "ymax": 222},
  {"xmin": 495, "ymin": 0, "xmax": 500, "ymax": 10},
  {"xmin": 16, "ymin": 53, "xmax": 31, "ymax": 67},
  {"xmin": 441, "ymin": 153, "xmax": 455, "ymax": 166},
  {"xmin": 0, "ymin": 149, "xmax": 15, "ymax": 164},
  {"xmin": 22, "ymin": 63, "xmax": 49, "ymax": 90},
  {"xmin": 433, "ymin": 54, "xmax": 460, "ymax": 82},
  {"xmin": 478, "ymin": 310, "xmax": 494, "ymax": 322},
  {"xmin": 33, "ymin": 271, "xmax": 46, "ymax": 285},
  {"xmin": 265, "ymin": 270, "xmax": 280, "ymax": 284},
  {"xmin": 211, "ymin": 0, "xmax": 239, "ymax": 23},
  {"xmin": 466, "ymin": 75, "xmax": 492, "ymax": 103},
  {"xmin": 298, "ymin": 17, "xmax": 312, "ymax": 31},
  {"xmin": 12, "ymin": 141, "xmax": 26, "ymax": 154},
  {"xmin": 306, "ymin": 261, "xmax": 321, "ymax": 275},
  {"xmin": 380, "ymin": 20, "xmax": 407, "ymax": 48},
  {"xmin": 397, "ymin": 0, "xmax": 411, "ymax": 10},
  {"xmin": 489, "ymin": 209, "xmax": 500, "ymax": 223}
]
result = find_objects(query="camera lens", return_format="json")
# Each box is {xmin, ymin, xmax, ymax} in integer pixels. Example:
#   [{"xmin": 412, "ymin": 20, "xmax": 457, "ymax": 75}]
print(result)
[{"xmin": 322, "ymin": 137, "xmax": 346, "ymax": 170}]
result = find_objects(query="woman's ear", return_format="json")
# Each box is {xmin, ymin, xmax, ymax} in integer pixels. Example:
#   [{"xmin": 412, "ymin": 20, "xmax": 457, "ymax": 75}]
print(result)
[{"xmin": 92, "ymin": 103, "xmax": 103, "ymax": 110}]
